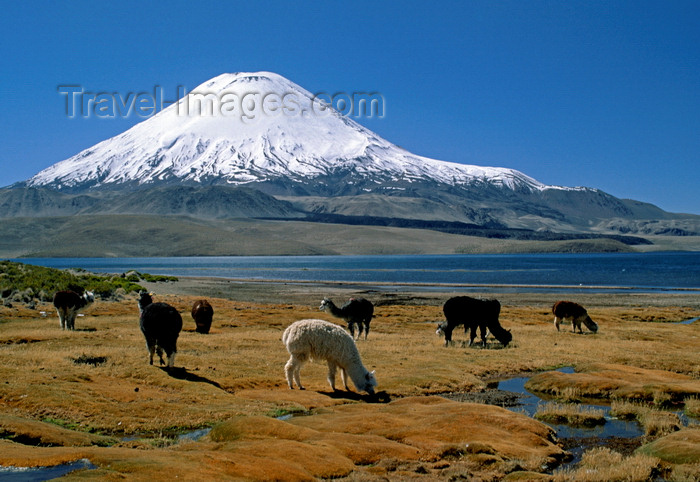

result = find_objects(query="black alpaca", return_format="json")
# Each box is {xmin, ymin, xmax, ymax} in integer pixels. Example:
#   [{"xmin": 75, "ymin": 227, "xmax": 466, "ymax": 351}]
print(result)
[
  {"xmin": 191, "ymin": 299, "xmax": 214, "ymax": 334},
  {"xmin": 138, "ymin": 292, "xmax": 183, "ymax": 367},
  {"xmin": 53, "ymin": 290, "xmax": 95, "ymax": 330},
  {"xmin": 437, "ymin": 296, "xmax": 512, "ymax": 347},
  {"xmin": 319, "ymin": 297, "xmax": 374, "ymax": 340}
]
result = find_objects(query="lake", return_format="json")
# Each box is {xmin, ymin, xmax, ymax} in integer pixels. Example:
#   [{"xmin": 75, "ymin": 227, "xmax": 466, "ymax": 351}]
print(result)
[{"xmin": 14, "ymin": 252, "xmax": 700, "ymax": 293}]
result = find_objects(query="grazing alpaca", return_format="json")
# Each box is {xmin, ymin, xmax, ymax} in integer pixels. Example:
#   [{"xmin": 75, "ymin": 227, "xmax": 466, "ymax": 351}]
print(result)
[
  {"xmin": 319, "ymin": 297, "xmax": 374, "ymax": 340},
  {"xmin": 191, "ymin": 299, "xmax": 214, "ymax": 334},
  {"xmin": 437, "ymin": 296, "xmax": 512, "ymax": 347},
  {"xmin": 53, "ymin": 290, "xmax": 95, "ymax": 330},
  {"xmin": 552, "ymin": 301, "xmax": 598, "ymax": 333},
  {"xmin": 282, "ymin": 318, "xmax": 377, "ymax": 395},
  {"xmin": 138, "ymin": 295, "xmax": 183, "ymax": 367}
]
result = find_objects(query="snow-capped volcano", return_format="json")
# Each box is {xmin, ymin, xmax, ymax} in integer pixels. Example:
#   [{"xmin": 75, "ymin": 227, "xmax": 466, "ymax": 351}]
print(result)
[{"xmin": 26, "ymin": 71, "xmax": 552, "ymax": 193}]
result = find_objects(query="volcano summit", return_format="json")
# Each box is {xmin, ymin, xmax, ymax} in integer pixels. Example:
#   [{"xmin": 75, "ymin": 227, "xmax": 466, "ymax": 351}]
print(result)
[
  {"xmin": 5, "ymin": 72, "xmax": 698, "ymax": 251},
  {"xmin": 27, "ymin": 72, "xmax": 548, "ymax": 196}
]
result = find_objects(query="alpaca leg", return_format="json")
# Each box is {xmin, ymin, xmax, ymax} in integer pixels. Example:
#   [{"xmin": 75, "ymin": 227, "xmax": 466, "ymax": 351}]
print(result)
[
  {"xmin": 67, "ymin": 309, "xmax": 76, "ymax": 330},
  {"xmin": 147, "ymin": 344, "xmax": 156, "ymax": 365},
  {"xmin": 479, "ymin": 324, "xmax": 488, "ymax": 347},
  {"xmin": 287, "ymin": 354, "xmax": 306, "ymax": 390},
  {"xmin": 57, "ymin": 309, "xmax": 65, "ymax": 330},
  {"xmin": 156, "ymin": 347, "xmax": 165, "ymax": 365},
  {"xmin": 340, "ymin": 367, "xmax": 350, "ymax": 391},
  {"xmin": 573, "ymin": 316, "xmax": 583, "ymax": 334},
  {"xmin": 347, "ymin": 322, "xmax": 356, "ymax": 339},
  {"xmin": 285, "ymin": 356, "xmax": 303, "ymax": 389},
  {"xmin": 468, "ymin": 325, "xmax": 478, "ymax": 346},
  {"xmin": 364, "ymin": 320, "xmax": 370, "ymax": 340},
  {"xmin": 327, "ymin": 361, "xmax": 337, "ymax": 391},
  {"xmin": 293, "ymin": 361, "xmax": 304, "ymax": 390},
  {"xmin": 284, "ymin": 357, "xmax": 295, "ymax": 389},
  {"xmin": 356, "ymin": 323, "xmax": 364, "ymax": 340},
  {"xmin": 554, "ymin": 316, "xmax": 561, "ymax": 331},
  {"xmin": 166, "ymin": 351, "xmax": 176, "ymax": 368}
]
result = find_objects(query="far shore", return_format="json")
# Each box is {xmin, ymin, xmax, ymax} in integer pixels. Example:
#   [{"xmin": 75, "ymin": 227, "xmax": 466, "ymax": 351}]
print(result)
[{"xmin": 141, "ymin": 275, "xmax": 700, "ymax": 310}]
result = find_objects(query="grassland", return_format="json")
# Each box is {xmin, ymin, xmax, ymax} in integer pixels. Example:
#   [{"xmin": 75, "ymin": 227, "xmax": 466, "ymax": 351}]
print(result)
[
  {"xmin": 2, "ymin": 215, "xmax": 699, "ymax": 258},
  {"xmin": 0, "ymin": 278, "xmax": 698, "ymax": 480}
]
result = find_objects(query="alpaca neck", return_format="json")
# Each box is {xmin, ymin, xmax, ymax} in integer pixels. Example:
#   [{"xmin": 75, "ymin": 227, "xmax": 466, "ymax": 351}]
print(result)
[
  {"xmin": 344, "ymin": 360, "xmax": 370, "ymax": 391},
  {"xmin": 326, "ymin": 302, "xmax": 345, "ymax": 317},
  {"xmin": 489, "ymin": 323, "xmax": 509, "ymax": 343}
]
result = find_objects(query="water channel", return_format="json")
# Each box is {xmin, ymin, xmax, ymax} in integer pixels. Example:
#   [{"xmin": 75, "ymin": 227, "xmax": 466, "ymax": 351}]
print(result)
[
  {"xmin": 2, "ymin": 364, "xmax": 697, "ymax": 480},
  {"xmin": 444, "ymin": 365, "xmax": 698, "ymax": 473}
]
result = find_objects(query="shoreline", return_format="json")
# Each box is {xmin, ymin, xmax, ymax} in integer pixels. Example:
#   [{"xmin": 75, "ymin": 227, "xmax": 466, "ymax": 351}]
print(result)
[
  {"xmin": 164, "ymin": 275, "xmax": 700, "ymax": 293},
  {"xmin": 143, "ymin": 275, "xmax": 700, "ymax": 309}
]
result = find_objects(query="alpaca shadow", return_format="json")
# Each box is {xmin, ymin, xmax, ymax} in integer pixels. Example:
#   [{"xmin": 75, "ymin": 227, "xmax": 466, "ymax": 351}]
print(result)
[
  {"xmin": 159, "ymin": 367, "xmax": 223, "ymax": 390},
  {"xmin": 319, "ymin": 389, "xmax": 391, "ymax": 404},
  {"xmin": 483, "ymin": 342, "xmax": 511, "ymax": 350},
  {"xmin": 459, "ymin": 341, "xmax": 510, "ymax": 350},
  {"xmin": 73, "ymin": 327, "xmax": 97, "ymax": 332}
]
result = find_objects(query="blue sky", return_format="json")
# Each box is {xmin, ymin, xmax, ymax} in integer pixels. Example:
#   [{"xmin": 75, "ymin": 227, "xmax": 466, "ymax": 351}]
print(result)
[{"xmin": 1, "ymin": 0, "xmax": 698, "ymax": 214}]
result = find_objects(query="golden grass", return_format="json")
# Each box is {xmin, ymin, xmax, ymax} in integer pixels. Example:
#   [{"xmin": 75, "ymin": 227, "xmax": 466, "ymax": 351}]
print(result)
[
  {"xmin": 526, "ymin": 363, "xmax": 700, "ymax": 404},
  {"xmin": 637, "ymin": 428, "xmax": 700, "ymax": 465},
  {"xmin": 0, "ymin": 289, "xmax": 698, "ymax": 480},
  {"xmin": 610, "ymin": 399, "xmax": 650, "ymax": 420},
  {"xmin": 534, "ymin": 402, "xmax": 606, "ymax": 427},
  {"xmin": 553, "ymin": 447, "xmax": 660, "ymax": 482},
  {"xmin": 684, "ymin": 397, "xmax": 700, "ymax": 418},
  {"xmin": 610, "ymin": 400, "xmax": 683, "ymax": 439}
]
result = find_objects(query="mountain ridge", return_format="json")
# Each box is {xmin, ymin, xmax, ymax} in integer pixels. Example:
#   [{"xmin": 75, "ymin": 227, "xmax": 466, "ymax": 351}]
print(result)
[
  {"xmin": 5, "ymin": 71, "xmax": 699, "ymax": 245},
  {"xmin": 20, "ymin": 71, "xmax": 568, "ymax": 195}
]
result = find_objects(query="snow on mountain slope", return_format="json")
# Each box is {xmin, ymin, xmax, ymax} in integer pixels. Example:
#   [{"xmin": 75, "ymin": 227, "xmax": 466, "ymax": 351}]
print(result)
[{"xmin": 26, "ymin": 72, "xmax": 563, "ymax": 193}]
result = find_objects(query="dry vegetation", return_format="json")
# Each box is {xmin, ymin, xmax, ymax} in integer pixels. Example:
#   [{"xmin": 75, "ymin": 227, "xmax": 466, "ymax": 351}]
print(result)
[
  {"xmin": 610, "ymin": 401, "xmax": 684, "ymax": 439},
  {"xmin": 0, "ymin": 281, "xmax": 699, "ymax": 480},
  {"xmin": 534, "ymin": 403, "xmax": 606, "ymax": 427},
  {"xmin": 552, "ymin": 447, "xmax": 661, "ymax": 482}
]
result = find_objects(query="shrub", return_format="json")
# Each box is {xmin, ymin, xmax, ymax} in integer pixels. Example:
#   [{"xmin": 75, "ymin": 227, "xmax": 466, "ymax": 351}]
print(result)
[
  {"xmin": 0, "ymin": 260, "xmax": 177, "ymax": 303},
  {"xmin": 610, "ymin": 400, "xmax": 649, "ymax": 421},
  {"xmin": 553, "ymin": 447, "xmax": 659, "ymax": 482},
  {"xmin": 610, "ymin": 400, "xmax": 682, "ymax": 440},
  {"xmin": 684, "ymin": 397, "xmax": 700, "ymax": 418},
  {"xmin": 534, "ymin": 402, "xmax": 605, "ymax": 427},
  {"xmin": 641, "ymin": 411, "xmax": 682, "ymax": 439}
]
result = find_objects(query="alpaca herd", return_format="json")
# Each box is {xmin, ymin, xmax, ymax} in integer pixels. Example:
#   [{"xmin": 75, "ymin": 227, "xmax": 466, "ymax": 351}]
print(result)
[{"xmin": 50, "ymin": 288, "xmax": 598, "ymax": 396}]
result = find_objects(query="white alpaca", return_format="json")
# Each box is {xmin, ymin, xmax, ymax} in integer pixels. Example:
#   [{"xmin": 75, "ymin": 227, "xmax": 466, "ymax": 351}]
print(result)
[{"xmin": 282, "ymin": 319, "xmax": 377, "ymax": 395}]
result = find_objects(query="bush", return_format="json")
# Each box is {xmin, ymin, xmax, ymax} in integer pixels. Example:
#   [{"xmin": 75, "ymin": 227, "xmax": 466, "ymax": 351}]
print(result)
[
  {"xmin": 0, "ymin": 260, "xmax": 177, "ymax": 303},
  {"xmin": 683, "ymin": 397, "xmax": 700, "ymax": 418},
  {"xmin": 534, "ymin": 402, "xmax": 605, "ymax": 427},
  {"xmin": 553, "ymin": 447, "xmax": 660, "ymax": 482}
]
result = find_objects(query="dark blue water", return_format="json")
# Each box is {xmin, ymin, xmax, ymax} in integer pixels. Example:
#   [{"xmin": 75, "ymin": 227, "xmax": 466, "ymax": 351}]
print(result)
[
  {"xmin": 498, "ymin": 369, "xmax": 643, "ymax": 440},
  {"xmin": 0, "ymin": 459, "xmax": 95, "ymax": 481},
  {"xmin": 13, "ymin": 252, "xmax": 700, "ymax": 293}
]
